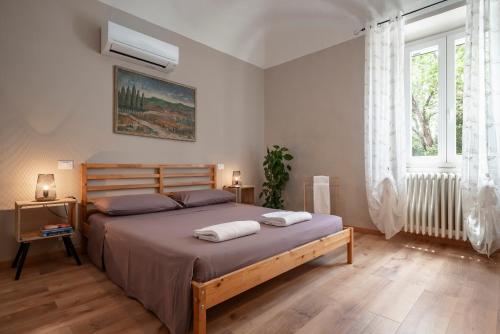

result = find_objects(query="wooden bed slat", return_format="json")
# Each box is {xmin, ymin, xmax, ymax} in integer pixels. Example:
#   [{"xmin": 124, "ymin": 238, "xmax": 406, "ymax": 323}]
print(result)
[
  {"xmin": 163, "ymin": 164, "xmax": 215, "ymax": 169},
  {"xmin": 87, "ymin": 174, "xmax": 160, "ymax": 180},
  {"xmin": 87, "ymin": 183, "xmax": 160, "ymax": 191},
  {"xmin": 85, "ymin": 163, "xmax": 160, "ymax": 169},
  {"xmin": 164, "ymin": 173, "xmax": 212, "ymax": 178},
  {"xmin": 165, "ymin": 181, "xmax": 215, "ymax": 188}
]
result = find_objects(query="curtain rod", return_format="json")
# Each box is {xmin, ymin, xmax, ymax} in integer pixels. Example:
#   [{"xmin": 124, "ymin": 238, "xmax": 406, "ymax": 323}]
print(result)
[{"xmin": 354, "ymin": 0, "xmax": 449, "ymax": 35}]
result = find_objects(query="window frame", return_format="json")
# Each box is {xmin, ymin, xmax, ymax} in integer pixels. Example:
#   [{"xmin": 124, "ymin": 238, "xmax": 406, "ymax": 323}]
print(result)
[
  {"xmin": 405, "ymin": 28, "xmax": 465, "ymax": 171},
  {"xmin": 447, "ymin": 31, "xmax": 466, "ymax": 163}
]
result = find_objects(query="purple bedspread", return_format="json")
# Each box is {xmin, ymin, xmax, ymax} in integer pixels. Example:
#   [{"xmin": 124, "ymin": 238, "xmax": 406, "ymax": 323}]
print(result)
[{"xmin": 87, "ymin": 203, "xmax": 343, "ymax": 333}]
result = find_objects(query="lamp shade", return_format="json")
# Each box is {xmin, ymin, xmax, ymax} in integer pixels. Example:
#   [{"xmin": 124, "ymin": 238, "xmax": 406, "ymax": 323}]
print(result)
[
  {"xmin": 232, "ymin": 170, "xmax": 241, "ymax": 186},
  {"xmin": 35, "ymin": 174, "xmax": 56, "ymax": 201}
]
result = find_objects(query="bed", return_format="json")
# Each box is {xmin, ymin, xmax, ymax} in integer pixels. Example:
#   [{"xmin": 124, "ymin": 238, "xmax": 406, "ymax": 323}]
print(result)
[{"xmin": 80, "ymin": 163, "xmax": 353, "ymax": 334}]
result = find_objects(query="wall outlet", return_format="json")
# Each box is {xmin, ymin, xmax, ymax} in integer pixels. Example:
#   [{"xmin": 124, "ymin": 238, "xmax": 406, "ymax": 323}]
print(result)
[
  {"xmin": 217, "ymin": 163, "xmax": 225, "ymax": 170},
  {"xmin": 58, "ymin": 160, "xmax": 74, "ymax": 170}
]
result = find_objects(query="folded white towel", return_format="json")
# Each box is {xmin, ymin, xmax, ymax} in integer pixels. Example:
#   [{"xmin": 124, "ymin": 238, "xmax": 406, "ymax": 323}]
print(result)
[
  {"xmin": 194, "ymin": 220, "xmax": 260, "ymax": 242},
  {"xmin": 261, "ymin": 211, "xmax": 313, "ymax": 227}
]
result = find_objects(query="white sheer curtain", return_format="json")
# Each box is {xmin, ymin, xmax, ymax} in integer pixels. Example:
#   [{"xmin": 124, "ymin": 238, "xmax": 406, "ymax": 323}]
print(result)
[
  {"xmin": 364, "ymin": 17, "xmax": 407, "ymax": 239},
  {"xmin": 462, "ymin": 0, "xmax": 500, "ymax": 256}
]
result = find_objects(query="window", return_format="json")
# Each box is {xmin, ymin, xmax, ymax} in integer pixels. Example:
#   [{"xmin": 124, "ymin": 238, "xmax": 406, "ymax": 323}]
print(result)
[{"xmin": 405, "ymin": 30, "xmax": 465, "ymax": 168}]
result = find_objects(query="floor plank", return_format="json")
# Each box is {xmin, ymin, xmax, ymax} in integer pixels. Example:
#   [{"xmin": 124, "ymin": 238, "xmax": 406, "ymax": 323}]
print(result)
[
  {"xmin": 396, "ymin": 290, "xmax": 458, "ymax": 334},
  {"xmin": 0, "ymin": 232, "xmax": 499, "ymax": 333}
]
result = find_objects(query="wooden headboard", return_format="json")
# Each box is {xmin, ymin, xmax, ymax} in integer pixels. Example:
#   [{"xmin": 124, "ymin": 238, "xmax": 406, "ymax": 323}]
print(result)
[{"xmin": 81, "ymin": 163, "xmax": 217, "ymax": 222}]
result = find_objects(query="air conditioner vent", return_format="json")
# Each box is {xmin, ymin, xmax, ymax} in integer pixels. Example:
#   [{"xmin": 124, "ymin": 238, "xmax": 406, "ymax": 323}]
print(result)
[{"xmin": 109, "ymin": 49, "xmax": 167, "ymax": 68}]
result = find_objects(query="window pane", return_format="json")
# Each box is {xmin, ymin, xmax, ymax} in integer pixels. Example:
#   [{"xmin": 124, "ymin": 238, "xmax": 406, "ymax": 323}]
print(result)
[
  {"xmin": 455, "ymin": 39, "xmax": 465, "ymax": 155},
  {"xmin": 411, "ymin": 46, "xmax": 439, "ymax": 156}
]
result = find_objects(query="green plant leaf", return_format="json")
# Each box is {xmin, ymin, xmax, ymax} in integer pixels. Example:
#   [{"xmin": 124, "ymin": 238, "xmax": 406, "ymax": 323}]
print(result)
[{"xmin": 259, "ymin": 145, "xmax": 293, "ymax": 209}]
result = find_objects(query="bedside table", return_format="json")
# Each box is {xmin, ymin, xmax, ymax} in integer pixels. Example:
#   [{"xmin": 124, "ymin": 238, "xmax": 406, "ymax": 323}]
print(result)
[
  {"xmin": 223, "ymin": 185, "xmax": 255, "ymax": 205},
  {"xmin": 13, "ymin": 198, "xmax": 81, "ymax": 280}
]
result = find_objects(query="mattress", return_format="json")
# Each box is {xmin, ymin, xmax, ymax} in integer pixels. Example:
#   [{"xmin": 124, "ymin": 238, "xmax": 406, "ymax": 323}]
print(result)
[{"xmin": 87, "ymin": 202, "xmax": 343, "ymax": 333}]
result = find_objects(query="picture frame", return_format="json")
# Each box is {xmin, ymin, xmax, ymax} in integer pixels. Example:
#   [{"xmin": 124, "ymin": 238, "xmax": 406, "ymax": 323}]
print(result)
[{"xmin": 113, "ymin": 66, "xmax": 196, "ymax": 141}]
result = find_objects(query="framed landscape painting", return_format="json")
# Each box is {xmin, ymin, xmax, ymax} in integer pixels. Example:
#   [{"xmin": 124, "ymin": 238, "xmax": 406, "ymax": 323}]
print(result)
[{"xmin": 113, "ymin": 66, "xmax": 196, "ymax": 141}]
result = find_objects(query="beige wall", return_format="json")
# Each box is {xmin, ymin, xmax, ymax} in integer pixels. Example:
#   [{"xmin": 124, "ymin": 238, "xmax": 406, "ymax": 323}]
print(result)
[
  {"xmin": 265, "ymin": 37, "xmax": 375, "ymax": 230},
  {"xmin": 0, "ymin": 0, "xmax": 265, "ymax": 261}
]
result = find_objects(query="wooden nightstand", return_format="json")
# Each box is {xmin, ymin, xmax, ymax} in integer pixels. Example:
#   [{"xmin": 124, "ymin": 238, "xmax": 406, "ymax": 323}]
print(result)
[
  {"xmin": 13, "ymin": 198, "xmax": 81, "ymax": 280},
  {"xmin": 223, "ymin": 185, "xmax": 255, "ymax": 205}
]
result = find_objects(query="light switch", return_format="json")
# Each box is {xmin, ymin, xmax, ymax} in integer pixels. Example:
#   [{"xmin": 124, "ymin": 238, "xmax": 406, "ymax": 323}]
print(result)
[
  {"xmin": 58, "ymin": 160, "xmax": 74, "ymax": 170},
  {"xmin": 217, "ymin": 163, "xmax": 225, "ymax": 170}
]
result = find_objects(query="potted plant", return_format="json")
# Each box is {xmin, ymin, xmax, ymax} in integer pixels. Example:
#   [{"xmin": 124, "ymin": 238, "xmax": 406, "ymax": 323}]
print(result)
[{"xmin": 259, "ymin": 145, "xmax": 293, "ymax": 209}]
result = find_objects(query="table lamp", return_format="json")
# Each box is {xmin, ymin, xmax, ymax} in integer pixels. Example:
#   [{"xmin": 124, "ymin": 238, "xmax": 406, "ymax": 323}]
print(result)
[
  {"xmin": 35, "ymin": 174, "xmax": 56, "ymax": 201},
  {"xmin": 232, "ymin": 171, "xmax": 241, "ymax": 187}
]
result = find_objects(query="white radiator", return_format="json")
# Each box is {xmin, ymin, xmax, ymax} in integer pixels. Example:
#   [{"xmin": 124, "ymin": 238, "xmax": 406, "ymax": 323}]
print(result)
[{"xmin": 405, "ymin": 173, "xmax": 466, "ymax": 241}]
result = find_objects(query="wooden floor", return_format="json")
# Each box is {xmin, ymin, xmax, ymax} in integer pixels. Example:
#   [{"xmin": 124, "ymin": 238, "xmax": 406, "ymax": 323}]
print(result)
[{"xmin": 1, "ymin": 232, "xmax": 500, "ymax": 334}]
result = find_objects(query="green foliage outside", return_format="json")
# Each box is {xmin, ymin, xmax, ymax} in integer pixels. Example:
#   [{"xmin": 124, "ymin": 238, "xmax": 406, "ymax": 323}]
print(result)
[
  {"xmin": 410, "ymin": 43, "xmax": 464, "ymax": 157},
  {"xmin": 259, "ymin": 145, "xmax": 293, "ymax": 209},
  {"xmin": 411, "ymin": 49, "xmax": 439, "ymax": 156}
]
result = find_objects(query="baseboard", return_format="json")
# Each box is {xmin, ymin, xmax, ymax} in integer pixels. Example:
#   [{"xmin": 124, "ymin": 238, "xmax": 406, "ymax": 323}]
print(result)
[
  {"xmin": 346, "ymin": 224, "xmax": 472, "ymax": 248},
  {"xmin": 345, "ymin": 225, "xmax": 383, "ymax": 235}
]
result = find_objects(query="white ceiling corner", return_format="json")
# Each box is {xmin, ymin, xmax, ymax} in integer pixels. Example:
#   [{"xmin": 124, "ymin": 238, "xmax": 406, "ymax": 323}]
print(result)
[{"xmin": 99, "ymin": 0, "xmax": 461, "ymax": 69}]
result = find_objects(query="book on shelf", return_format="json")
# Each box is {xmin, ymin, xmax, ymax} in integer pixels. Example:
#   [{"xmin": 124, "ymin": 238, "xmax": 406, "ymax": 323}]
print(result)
[
  {"xmin": 42, "ymin": 223, "xmax": 71, "ymax": 230},
  {"xmin": 40, "ymin": 223, "xmax": 73, "ymax": 237}
]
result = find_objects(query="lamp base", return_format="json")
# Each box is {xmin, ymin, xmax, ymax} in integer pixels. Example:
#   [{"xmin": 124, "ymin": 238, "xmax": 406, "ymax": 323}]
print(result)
[{"xmin": 35, "ymin": 197, "xmax": 57, "ymax": 202}]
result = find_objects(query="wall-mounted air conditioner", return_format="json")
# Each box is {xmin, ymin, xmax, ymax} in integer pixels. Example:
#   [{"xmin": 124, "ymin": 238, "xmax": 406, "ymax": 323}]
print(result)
[{"xmin": 101, "ymin": 21, "xmax": 179, "ymax": 72}]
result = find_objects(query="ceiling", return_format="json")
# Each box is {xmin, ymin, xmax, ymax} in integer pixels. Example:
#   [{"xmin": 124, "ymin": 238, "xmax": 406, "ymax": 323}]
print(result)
[{"xmin": 100, "ymin": 0, "xmax": 462, "ymax": 69}]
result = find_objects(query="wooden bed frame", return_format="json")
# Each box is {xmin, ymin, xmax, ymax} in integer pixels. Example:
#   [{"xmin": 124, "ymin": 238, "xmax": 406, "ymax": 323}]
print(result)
[{"xmin": 80, "ymin": 163, "xmax": 353, "ymax": 334}]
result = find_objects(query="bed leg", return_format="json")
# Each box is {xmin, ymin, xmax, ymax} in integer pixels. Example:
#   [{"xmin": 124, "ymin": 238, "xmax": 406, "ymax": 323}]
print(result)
[
  {"xmin": 192, "ymin": 284, "xmax": 207, "ymax": 334},
  {"xmin": 347, "ymin": 227, "xmax": 354, "ymax": 264}
]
